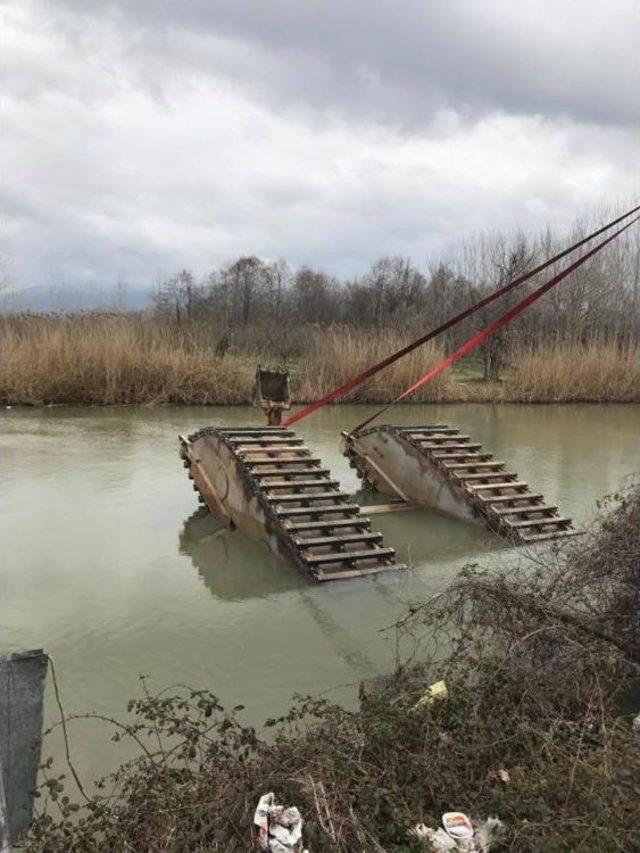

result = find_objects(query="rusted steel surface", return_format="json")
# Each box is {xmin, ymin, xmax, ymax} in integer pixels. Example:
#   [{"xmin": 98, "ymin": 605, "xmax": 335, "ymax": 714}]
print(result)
[
  {"xmin": 180, "ymin": 426, "xmax": 406, "ymax": 582},
  {"xmin": 253, "ymin": 367, "xmax": 291, "ymax": 425},
  {"xmin": 179, "ymin": 435, "xmax": 232, "ymax": 526},
  {"xmin": 343, "ymin": 424, "xmax": 578, "ymax": 545}
]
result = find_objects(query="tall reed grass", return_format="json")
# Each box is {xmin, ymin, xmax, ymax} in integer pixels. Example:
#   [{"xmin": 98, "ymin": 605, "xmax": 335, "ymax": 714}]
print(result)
[
  {"xmin": 0, "ymin": 314, "xmax": 253, "ymax": 405},
  {"xmin": 507, "ymin": 340, "xmax": 639, "ymax": 402},
  {"xmin": 0, "ymin": 314, "xmax": 637, "ymax": 405},
  {"xmin": 295, "ymin": 327, "xmax": 455, "ymax": 402}
]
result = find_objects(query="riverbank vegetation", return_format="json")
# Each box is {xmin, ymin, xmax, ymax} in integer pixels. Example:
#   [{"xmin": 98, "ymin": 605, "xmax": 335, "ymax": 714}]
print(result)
[
  {"xmin": 1, "ymin": 313, "xmax": 638, "ymax": 406},
  {"xmin": 2, "ymin": 211, "xmax": 639, "ymax": 405},
  {"xmin": 28, "ymin": 484, "xmax": 640, "ymax": 851}
]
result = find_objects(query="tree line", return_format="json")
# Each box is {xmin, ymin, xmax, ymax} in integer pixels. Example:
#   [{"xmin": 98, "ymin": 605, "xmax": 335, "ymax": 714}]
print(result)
[{"xmin": 153, "ymin": 212, "xmax": 640, "ymax": 379}]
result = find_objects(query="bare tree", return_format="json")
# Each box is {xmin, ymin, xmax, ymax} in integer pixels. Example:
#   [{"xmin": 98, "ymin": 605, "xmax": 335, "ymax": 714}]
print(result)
[
  {"xmin": 265, "ymin": 258, "xmax": 291, "ymax": 320},
  {"xmin": 153, "ymin": 269, "xmax": 200, "ymax": 323},
  {"xmin": 146, "ymin": 202, "xmax": 640, "ymax": 356}
]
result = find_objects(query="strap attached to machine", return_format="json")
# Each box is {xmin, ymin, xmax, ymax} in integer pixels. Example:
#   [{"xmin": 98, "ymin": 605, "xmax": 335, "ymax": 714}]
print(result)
[
  {"xmin": 349, "ymin": 215, "xmax": 640, "ymax": 435},
  {"xmin": 282, "ymin": 204, "xmax": 640, "ymax": 428}
]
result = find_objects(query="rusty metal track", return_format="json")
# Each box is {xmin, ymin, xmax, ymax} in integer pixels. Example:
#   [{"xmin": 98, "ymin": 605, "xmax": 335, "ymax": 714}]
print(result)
[
  {"xmin": 181, "ymin": 426, "xmax": 406, "ymax": 582},
  {"xmin": 346, "ymin": 424, "xmax": 578, "ymax": 545}
]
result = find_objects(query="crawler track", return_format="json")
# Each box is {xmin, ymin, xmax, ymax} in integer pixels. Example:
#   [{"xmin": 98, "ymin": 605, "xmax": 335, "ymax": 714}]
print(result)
[
  {"xmin": 181, "ymin": 426, "xmax": 406, "ymax": 581},
  {"xmin": 346, "ymin": 424, "xmax": 577, "ymax": 544}
]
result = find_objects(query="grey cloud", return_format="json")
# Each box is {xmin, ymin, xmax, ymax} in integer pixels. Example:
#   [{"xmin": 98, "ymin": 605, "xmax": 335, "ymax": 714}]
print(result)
[
  {"xmin": 1, "ymin": 0, "xmax": 639, "ymax": 290},
  {"xmin": 58, "ymin": 0, "xmax": 640, "ymax": 128}
]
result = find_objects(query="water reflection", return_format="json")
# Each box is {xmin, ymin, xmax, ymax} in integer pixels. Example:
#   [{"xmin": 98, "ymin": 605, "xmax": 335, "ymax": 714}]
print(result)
[
  {"xmin": 179, "ymin": 497, "xmax": 509, "ymax": 610},
  {"xmin": 2, "ymin": 402, "xmax": 637, "ymax": 786},
  {"xmin": 178, "ymin": 477, "xmax": 507, "ymax": 606},
  {"xmin": 179, "ymin": 508, "xmax": 305, "ymax": 600},
  {"xmin": 180, "ymin": 508, "xmax": 388, "ymax": 673}
]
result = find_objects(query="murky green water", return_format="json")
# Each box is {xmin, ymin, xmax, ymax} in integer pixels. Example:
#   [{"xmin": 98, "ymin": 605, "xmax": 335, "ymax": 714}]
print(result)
[{"xmin": 1, "ymin": 403, "xmax": 638, "ymax": 783}]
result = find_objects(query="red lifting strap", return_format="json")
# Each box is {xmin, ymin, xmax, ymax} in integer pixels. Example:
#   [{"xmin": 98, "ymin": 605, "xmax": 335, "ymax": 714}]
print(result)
[
  {"xmin": 350, "ymin": 215, "xmax": 640, "ymax": 435},
  {"xmin": 282, "ymin": 204, "xmax": 640, "ymax": 428}
]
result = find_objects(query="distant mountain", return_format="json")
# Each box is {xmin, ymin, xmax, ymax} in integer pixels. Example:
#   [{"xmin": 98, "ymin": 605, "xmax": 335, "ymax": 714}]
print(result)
[{"xmin": 0, "ymin": 283, "xmax": 154, "ymax": 314}]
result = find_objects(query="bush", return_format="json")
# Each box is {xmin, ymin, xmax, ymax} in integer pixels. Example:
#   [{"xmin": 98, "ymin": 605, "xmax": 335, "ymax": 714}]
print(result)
[{"xmin": 27, "ymin": 485, "xmax": 640, "ymax": 851}]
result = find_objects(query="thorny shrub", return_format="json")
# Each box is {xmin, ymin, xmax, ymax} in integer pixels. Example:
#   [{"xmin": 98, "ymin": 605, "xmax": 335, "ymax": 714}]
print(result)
[{"xmin": 26, "ymin": 484, "xmax": 640, "ymax": 851}]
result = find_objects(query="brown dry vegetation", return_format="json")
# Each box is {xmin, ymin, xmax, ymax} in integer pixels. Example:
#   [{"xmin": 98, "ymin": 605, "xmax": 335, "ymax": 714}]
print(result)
[
  {"xmin": 0, "ymin": 313, "xmax": 254, "ymax": 405},
  {"xmin": 1, "ymin": 313, "xmax": 638, "ymax": 406},
  {"xmin": 505, "ymin": 339, "xmax": 639, "ymax": 402},
  {"xmin": 295, "ymin": 327, "xmax": 455, "ymax": 402}
]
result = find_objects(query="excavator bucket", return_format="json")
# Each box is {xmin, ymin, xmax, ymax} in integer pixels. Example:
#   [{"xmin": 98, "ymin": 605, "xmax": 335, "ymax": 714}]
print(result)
[{"xmin": 253, "ymin": 367, "xmax": 291, "ymax": 425}]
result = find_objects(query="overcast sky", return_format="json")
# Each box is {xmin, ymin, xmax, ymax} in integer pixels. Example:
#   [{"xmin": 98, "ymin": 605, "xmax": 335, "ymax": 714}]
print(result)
[{"xmin": 2, "ymin": 0, "xmax": 639, "ymax": 289}]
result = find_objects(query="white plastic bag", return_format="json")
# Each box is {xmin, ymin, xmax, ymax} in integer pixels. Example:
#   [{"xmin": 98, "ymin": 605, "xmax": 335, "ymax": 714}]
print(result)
[
  {"xmin": 253, "ymin": 792, "xmax": 305, "ymax": 852},
  {"xmin": 410, "ymin": 812, "xmax": 503, "ymax": 852}
]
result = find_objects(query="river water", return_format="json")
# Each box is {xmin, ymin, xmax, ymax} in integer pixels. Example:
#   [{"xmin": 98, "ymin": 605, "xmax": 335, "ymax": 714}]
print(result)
[{"xmin": 1, "ymin": 403, "xmax": 638, "ymax": 783}]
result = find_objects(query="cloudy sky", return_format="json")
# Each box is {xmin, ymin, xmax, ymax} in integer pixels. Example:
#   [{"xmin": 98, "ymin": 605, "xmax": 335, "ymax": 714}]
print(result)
[{"xmin": 2, "ymin": 0, "xmax": 639, "ymax": 290}]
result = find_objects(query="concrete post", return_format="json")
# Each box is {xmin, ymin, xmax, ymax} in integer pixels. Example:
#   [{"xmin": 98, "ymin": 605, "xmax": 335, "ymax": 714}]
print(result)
[{"xmin": 0, "ymin": 650, "xmax": 48, "ymax": 845}]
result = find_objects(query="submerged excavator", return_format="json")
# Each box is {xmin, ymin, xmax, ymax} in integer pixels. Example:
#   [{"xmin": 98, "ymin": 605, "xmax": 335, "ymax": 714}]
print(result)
[{"xmin": 180, "ymin": 206, "xmax": 639, "ymax": 581}]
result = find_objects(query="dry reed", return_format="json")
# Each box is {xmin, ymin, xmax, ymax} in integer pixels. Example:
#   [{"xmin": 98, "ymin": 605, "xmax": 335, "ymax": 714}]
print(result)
[
  {"xmin": 0, "ymin": 314, "xmax": 253, "ymax": 405},
  {"xmin": 507, "ymin": 339, "xmax": 639, "ymax": 402},
  {"xmin": 1, "ymin": 314, "xmax": 637, "ymax": 405},
  {"xmin": 294, "ymin": 326, "xmax": 455, "ymax": 402}
]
